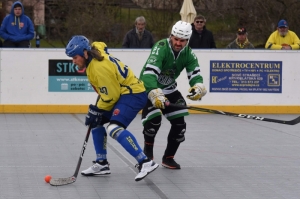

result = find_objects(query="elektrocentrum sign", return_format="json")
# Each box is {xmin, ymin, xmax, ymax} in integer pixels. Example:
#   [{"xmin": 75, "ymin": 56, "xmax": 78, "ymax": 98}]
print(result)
[{"xmin": 210, "ymin": 60, "xmax": 282, "ymax": 93}]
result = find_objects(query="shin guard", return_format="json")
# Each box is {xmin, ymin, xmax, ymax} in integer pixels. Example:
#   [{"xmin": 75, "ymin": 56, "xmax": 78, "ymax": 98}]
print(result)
[
  {"xmin": 164, "ymin": 120, "xmax": 186, "ymax": 157},
  {"xmin": 92, "ymin": 126, "xmax": 107, "ymax": 161},
  {"xmin": 143, "ymin": 116, "xmax": 161, "ymax": 144},
  {"xmin": 108, "ymin": 124, "xmax": 146, "ymax": 163}
]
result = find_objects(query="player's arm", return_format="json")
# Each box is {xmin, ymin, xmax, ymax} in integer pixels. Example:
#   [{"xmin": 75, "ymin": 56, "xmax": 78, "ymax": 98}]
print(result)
[
  {"xmin": 142, "ymin": 61, "xmax": 168, "ymax": 109},
  {"xmin": 140, "ymin": 44, "xmax": 165, "ymax": 93},
  {"xmin": 185, "ymin": 51, "xmax": 207, "ymax": 101},
  {"xmin": 95, "ymin": 68, "xmax": 120, "ymax": 111},
  {"xmin": 141, "ymin": 43, "xmax": 168, "ymax": 108}
]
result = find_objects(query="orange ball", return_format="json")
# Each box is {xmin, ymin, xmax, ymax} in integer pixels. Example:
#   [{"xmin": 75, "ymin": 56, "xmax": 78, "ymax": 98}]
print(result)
[{"xmin": 44, "ymin": 175, "xmax": 52, "ymax": 183}]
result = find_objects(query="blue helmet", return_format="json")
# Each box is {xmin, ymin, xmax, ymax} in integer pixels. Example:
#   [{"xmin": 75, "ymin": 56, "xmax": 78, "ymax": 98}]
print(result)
[{"xmin": 65, "ymin": 35, "xmax": 91, "ymax": 57}]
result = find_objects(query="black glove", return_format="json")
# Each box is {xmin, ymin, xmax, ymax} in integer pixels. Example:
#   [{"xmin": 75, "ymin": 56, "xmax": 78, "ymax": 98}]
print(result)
[{"xmin": 85, "ymin": 104, "xmax": 103, "ymax": 128}]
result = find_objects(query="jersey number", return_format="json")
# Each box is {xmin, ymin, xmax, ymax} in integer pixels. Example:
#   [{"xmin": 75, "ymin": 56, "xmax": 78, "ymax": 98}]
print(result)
[
  {"xmin": 151, "ymin": 46, "xmax": 160, "ymax": 55},
  {"xmin": 99, "ymin": 87, "xmax": 108, "ymax": 95}
]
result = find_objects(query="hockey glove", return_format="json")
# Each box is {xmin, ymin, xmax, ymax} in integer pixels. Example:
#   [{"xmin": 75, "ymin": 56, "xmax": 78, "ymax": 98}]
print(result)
[
  {"xmin": 187, "ymin": 83, "xmax": 207, "ymax": 101},
  {"xmin": 85, "ymin": 104, "xmax": 103, "ymax": 128},
  {"xmin": 148, "ymin": 88, "xmax": 168, "ymax": 109}
]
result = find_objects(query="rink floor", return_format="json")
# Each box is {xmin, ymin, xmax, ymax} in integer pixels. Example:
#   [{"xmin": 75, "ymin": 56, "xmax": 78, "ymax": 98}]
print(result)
[{"xmin": 0, "ymin": 113, "xmax": 299, "ymax": 199}]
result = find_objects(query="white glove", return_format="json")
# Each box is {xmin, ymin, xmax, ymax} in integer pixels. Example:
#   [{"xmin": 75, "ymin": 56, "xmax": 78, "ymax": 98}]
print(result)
[
  {"xmin": 148, "ymin": 88, "xmax": 168, "ymax": 109},
  {"xmin": 187, "ymin": 83, "xmax": 207, "ymax": 101}
]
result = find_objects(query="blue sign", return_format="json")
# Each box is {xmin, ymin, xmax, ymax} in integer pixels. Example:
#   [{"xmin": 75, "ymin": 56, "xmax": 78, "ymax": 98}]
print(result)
[
  {"xmin": 210, "ymin": 61, "xmax": 282, "ymax": 93},
  {"xmin": 48, "ymin": 60, "xmax": 94, "ymax": 92}
]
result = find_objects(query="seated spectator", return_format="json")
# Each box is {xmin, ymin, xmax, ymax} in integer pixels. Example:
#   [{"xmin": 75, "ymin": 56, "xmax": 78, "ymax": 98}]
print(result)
[
  {"xmin": 0, "ymin": 1, "xmax": 34, "ymax": 48},
  {"xmin": 265, "ymin": 19, "xmax": 300, "ymax": 50},
  {"xmin": 189, "ymin": 15, "xmax": 216, "ymax": 49},
  {"xmin": 122, "ymin": 16, "xmax": 154, "ymax": 48},
  {"xmin": 226, "ymin": 27, "xmax": 255, "ymax": 49}
]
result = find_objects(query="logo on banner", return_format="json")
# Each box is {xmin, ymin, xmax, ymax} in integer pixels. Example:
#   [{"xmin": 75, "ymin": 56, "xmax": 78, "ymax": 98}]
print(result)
[{"xmin": 268, "ymin": 74, "xmax": 280, "ymax": 86}]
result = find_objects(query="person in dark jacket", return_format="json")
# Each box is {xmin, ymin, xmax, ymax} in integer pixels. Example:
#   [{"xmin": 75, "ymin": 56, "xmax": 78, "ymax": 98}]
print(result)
[
  {"xmin": 189, "ymin": 15, "xmax": 216, "ymax": 49},
  {"xmin": 122, "ymin": 16, "xmax": 154, "ymax": 48},
  {"xmin": 0, "ymin": 1, "xmax": 34, "ymax": 48}
]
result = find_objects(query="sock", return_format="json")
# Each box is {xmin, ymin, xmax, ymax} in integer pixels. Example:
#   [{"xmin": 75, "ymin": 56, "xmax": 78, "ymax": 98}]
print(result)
[
  {"xmin": 116, "ymin": 129, "xmax": 147, "ymax": 163},
  {"xmin": 92, "ymin": 126, "xmax": 107, "ymax": 161},
  {"xmin": 97, "ymin": 159, "xmax": 108, "ymax": 165}
]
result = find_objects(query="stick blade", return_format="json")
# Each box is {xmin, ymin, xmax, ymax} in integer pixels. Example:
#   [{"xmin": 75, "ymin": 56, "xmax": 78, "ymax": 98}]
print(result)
[
  {"xmin": 287, "ymin": 116, "xmax": 300, "ymax": 125},
  {"xmin": 49, "ymin": 176, "xmax": 76, "ymax": 186}
]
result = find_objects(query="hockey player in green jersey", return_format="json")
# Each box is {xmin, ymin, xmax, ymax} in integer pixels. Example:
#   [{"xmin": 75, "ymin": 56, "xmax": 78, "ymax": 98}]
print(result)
[{"xmin": 140, "ymin": 20, "xmax": 207, "ymax": 169}]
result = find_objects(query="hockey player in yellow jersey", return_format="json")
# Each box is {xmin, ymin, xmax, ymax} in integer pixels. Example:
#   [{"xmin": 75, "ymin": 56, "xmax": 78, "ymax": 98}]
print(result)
[
  {"xmin": 65, "ymin": 35, "xmax": 158, "ymax": 181},
  {"xmin": 85, "ymin": 41, "xmax": 145, "ymax": 110}
]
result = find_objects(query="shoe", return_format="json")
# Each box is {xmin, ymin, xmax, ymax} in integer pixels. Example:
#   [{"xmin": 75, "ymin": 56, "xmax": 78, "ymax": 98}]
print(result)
[
  {"xmin": 81, "ymin": 161, "xmax": 111, "ymax": 176},
  {"xmin": 135, "ymin": 159, "xmax": 159, "ymax": 181},
  {"xmin": 162, "ymin": 156, "xmax": 181, "ymax": 169},
  {"xmin": 143, "ymin": 144, "xmax": 154, "ymax": 160}
]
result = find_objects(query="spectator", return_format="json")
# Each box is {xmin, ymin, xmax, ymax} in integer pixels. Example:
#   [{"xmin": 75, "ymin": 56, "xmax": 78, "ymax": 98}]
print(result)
[
  {"xmin": 189, "ymin": 15, "xmax": 216, "ymax": 48},
  {"xmin": 226, "ymin": 27, "xmax": 255, "ymax": 49},
  {"xmin": 265, "ymin": 19, "xmax": 300, "ymax": 50},
  {"xmin": 0, "ymin": 1, "xmax": 34, "ymax": 48},
  {"xmin": 122, "ymin": 16, "xmax": 154, "ymax": 48}
]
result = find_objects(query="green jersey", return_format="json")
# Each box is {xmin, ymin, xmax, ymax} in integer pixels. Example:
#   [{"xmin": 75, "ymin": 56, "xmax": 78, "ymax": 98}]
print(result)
[{"xmin": 140, "ymin": 38, "xmax": 204, "ymax": 94}]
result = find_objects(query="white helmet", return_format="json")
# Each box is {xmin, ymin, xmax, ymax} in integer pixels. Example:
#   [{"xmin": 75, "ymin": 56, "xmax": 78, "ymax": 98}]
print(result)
[{"xmin": 171, "ymin": 21, "xmax": 192, "ymax": 40}]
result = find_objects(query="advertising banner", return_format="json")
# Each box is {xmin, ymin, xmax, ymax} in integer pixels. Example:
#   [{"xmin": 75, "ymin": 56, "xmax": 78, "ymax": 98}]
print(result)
[
  {"xmin": 210, "ymin": 60, "xmax": 282, "ymax": 93},
  {"xmin": 48, "ymin": 60, "xmax": 94, "ymax": 92}
]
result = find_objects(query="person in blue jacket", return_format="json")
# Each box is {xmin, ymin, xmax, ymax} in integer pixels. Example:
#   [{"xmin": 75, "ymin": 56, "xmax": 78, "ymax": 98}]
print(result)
[{"xmin": 0, "ymin": 1, "xmax": 34, "ymax": 48}]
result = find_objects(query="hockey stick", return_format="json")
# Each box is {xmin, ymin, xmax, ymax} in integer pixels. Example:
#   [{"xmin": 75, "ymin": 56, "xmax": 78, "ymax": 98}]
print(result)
[
  {"xmin": 50, "ymin": 95, "xmax": 100, "ymax": 186},
  {"xmin": 167, "ymin": 103, "xmax": 300, "ymax": 125}
]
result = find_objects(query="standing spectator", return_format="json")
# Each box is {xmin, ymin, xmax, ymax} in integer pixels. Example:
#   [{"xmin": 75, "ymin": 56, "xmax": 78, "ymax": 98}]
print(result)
[
  {"xmin": 0, "ymin": 1, "xmax": 34, "ymax": 48},
  {"xmin": 122, "ymin": 16, "xmax": 154, "ymax": 48},
  {"xmin": 226, "ymin": 27, "xmax": 255, "ymax": 49},
  {"xmin": 189, "ymin": 15, "xmax": 216, "ymax": 49},
  {"xmin": 139, "ymin": 21, "xmax": 207, "ymax": 169},
  {"xmin": 265, "ymin": 19, "xmax": 300, "ymax": 50}
]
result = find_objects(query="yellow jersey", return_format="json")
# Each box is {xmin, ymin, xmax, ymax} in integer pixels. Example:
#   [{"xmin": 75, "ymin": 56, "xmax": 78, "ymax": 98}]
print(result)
[{"xmin": 86, "ymin": 42, "xmax": 145, "ymax": 111}]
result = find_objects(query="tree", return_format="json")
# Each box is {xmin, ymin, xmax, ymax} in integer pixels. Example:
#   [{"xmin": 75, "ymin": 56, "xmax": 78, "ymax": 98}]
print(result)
[{"xmin": 2, "ymin": 0, "xmax": 300, "ymax": 48}]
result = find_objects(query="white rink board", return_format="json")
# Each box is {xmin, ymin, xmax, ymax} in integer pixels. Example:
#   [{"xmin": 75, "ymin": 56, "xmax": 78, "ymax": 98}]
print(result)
[{"xmin": 0, "ymin": 48, "xmax": 299, "ymax": 106}]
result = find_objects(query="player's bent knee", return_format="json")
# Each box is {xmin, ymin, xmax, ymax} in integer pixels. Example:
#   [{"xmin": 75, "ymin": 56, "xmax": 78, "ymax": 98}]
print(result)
[
  {"xmin": 107, "ymin": 123, "xmax": 124, "ymax": 140},
  {"xmin": 143, "ymin": 116, "xmax": 162, "ymax": 137},
  {"xmin": 170, "ymin": 122, "xmax": 186, "ymax": 143}
]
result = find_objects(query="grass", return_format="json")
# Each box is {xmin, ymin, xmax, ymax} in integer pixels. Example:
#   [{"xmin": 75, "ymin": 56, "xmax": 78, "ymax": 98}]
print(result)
[{"xmin": 30, "ymin": 39, "xmax": 66, "ymax": 48}]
